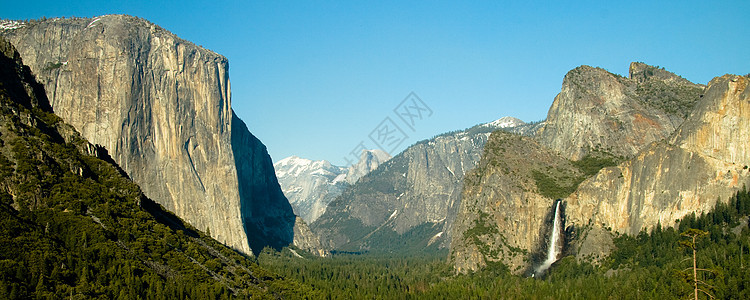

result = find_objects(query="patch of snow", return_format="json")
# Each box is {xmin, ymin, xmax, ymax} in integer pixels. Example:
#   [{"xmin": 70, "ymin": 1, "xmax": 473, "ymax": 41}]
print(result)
[
  {"xmin": 0, "ymin": 20, "xmax": 26, "ymax": 30},
  {"xmin": 483, "ymin": 116, "xmax": 525, "ymax": 129},
  {"xmin": 446, "ymin": 166, "xmax": 455, "ymax": 177},
  {"xmin": 427, "ymin": 231, "xmax": 444, "ymax": 246},
  {"xmin": 332, "ymin": 173, "xmax": 347, "ymax": 184},
  {"xmin": 387, "ymin": 210, "xmax": 398, "ymax": 221},
  {"xmin": 288, "ymin": 248, "xmax": 304, "ymax": 258},
  {"xmin": 86, "ymin": 17, "xmax": 102, "ymax": 29}
]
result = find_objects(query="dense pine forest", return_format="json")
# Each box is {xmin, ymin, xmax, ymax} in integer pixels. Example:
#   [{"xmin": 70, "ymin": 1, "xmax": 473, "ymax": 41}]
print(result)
[{"xmin": 260, "ymin": 189, "xmax": 750, "ymax": 299}]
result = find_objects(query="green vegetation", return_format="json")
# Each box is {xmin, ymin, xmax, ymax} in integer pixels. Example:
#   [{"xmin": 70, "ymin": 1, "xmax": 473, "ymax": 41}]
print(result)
[
  {"xmin": 572, "ymin": 152, "xmax": 621, "ymax": 177},
  {"xmin": 261, "ymin": 189, "xmax": 750, "ymax": 298},
  {"xmin": 533, "ymin": 151, "xmax": 621, "ymax": 200},
  {"xmin": 531, "ymin": 169, "xmax": 580, "ymax": 200},
  {"xmin": 636, "ymin": 79, "xmax": 703, "ymax": 119},
  {"xmin": 43, "ymin": 62, "xmax": 63, "ymax": 71},
  {"xmin": 0, "ymin": 49, "xmax": 308, "ymax": 298}
]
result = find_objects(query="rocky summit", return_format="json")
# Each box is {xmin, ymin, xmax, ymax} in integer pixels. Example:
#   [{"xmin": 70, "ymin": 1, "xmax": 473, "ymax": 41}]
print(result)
[
  {"xmin": 1, "ymin": 15, "xmax": 321, "ymax": 256},
  {"xmin": 538, "ymin": 63, "xmax": 703, "ymax": 161}
]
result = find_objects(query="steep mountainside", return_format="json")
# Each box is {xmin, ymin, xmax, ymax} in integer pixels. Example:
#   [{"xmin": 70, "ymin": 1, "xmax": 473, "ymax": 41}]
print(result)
[
  {"xmin": 1, "ymin": 16, "xmax": 313, "ymax": 256},
  {"xmin": 450, "ymin": 64, "xmax": 747, "ymax": 275},
  {"xmin": 0, "ymin": 37, "xmax": 308, "ymax": 298},
  {"xmin": 450, "ymin": 131, "xmax": 585, "ymax": 273},
  {"xmin": 567, "ymin": 74, "xmax": 750, "ymax": 259},
  {"xmin": 538, "ymin": 63, "xmax": 703, "ymax": 160},
  {"xmin": 274, "ymin": 149, "xmax": 390, "ymax": 224},
  {"xmin": 311, "ymin": 118, "xmax": 526, "ymax": 253}
]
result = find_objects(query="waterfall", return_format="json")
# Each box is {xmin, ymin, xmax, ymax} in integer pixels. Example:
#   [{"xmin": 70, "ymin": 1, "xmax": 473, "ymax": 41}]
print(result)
[{"xmin": 535, "ymin": 200, "xmax": 563, "ymax": 275}]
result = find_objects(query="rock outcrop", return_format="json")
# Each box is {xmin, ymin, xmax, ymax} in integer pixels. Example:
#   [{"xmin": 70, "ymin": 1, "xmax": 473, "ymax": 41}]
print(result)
[
  {"xmin": 1, "ymin": 15, "xmax": 304, "ymax": 256},
  {"xmin": 567, "ymin": 74, "xmax": 750, "ymax": 256},
  {"xmin": 538, "ymin": 64, "xmax": 703, "ymax": 160},
  {"xmin": 345, "ymin": 149, "xmax": 392, "ymax": 185},
  {"xmin": 450, "ymin": 131, "xmax": 582, "ymax": 273},
  {"xmin": 311, "ymin": 119, "xmax": 526, "ymax": 252},
  {"xmin": 292, "ymin": 216, "xmax": 330, "ymax": 257}
]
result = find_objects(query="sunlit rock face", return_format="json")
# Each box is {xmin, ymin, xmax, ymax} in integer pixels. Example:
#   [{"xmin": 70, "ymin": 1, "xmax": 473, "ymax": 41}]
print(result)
[
  {"xmin": 567, "ymin": 74, "xmax": 750, "ymax": 242},
  {"xmin": 1, "ymin": 15, "xmax": 306, "ymax": 256},
  {"xmin": 538, "ymin": 63, "xmax": 703, "ymax": 160}
]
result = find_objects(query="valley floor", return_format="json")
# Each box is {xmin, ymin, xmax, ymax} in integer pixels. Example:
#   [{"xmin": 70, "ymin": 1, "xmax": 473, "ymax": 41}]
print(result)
[{"xmin": 260, "ymin": 190, "xmax": 750, "ymax": 299}]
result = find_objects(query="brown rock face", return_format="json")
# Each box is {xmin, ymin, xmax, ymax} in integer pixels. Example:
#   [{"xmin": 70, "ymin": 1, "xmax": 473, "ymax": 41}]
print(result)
[
  {"xmin": 567, "ymin": 75, "xmax": 750, "ymax": 241},
  {"xmin": 538, "ymin": 64, "xmax": 703, "ymax": 160},
  {"xmin": 450, "ymin": 131, "xmax": 581, "ymax": 274},
  {"xmin": 1, "ymin": 16, "xmax": 304, "ymax": 256}
]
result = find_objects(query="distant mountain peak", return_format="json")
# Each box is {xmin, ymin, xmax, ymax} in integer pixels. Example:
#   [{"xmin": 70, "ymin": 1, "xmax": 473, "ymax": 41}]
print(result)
[
  {"xmin": 482, "ymin": 116, "xmax": 525, "ymax": 128},
  {"xmin": 274, "ymin": 149, "xmax": 390, "ymax": 223}
]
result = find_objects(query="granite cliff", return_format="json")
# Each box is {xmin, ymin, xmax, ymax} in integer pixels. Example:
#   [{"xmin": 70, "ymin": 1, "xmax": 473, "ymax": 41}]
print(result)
[
  {"xmin": 450, "ymin": 131, "xmax": 582, "ymax": 273},
  {"xmin": 538, "ymin": 63, "xmax": 703, "ymax": 160},
  {"xmin": 0, "ymin": 36, "xmax": 305, "ymax": 298},
  {"xmin": 568, "ymin": 74, "xmax": 750, "ymax": 261},
  {"xmin": 1, "ymin": 15, "xmax": 317, "ymax": 256},
  {"xmin": 450, "ymin": 63, "xmax": 727, "ymax": 274}
]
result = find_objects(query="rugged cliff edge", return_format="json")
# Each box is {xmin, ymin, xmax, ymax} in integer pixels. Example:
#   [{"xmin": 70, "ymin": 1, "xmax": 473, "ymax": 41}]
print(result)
[
  {"xmin": 567, "ymin": 74, "xmax": 750, "ymax": 259},
  {"xmin": 1, "ymin": 15, "xmax": 316, "ymax": 256},
  {"xmin": 538, "ymin": 63, "xmax": 703, "ymax": 160}
]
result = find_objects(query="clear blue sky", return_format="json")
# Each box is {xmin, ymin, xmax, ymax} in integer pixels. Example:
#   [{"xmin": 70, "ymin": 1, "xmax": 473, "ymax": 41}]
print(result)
[{"xmin": 3, "ymin": 1, "xmax": 749, "ymax": 165}]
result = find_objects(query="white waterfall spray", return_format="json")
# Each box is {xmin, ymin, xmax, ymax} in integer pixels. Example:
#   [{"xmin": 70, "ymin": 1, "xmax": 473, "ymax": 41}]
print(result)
[{"xmin": 535, "ymin": 200, "xmax": 563, "ymax": 275}]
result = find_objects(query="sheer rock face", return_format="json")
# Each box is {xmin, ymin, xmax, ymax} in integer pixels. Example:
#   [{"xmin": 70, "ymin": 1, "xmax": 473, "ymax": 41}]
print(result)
[
  {"xmin": 538, "ymin": 64, "xmax": 703, "ymax": 161},
  {"xmin": 567, "ymin": 74, "xmax": 750, "ymax": 245},
  {"xmin": 450, "ymin": 132, "xmax": 580, "ymax": 274},
  {"xmin": 1, "ymin": 15, "xmax": 301, "ymax": 256}
]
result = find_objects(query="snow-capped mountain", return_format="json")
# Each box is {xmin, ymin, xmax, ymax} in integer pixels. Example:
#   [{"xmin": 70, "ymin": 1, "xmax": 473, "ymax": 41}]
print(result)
[
  {"xmin": 274, "ymin": 150, "xmax": 391, "ymax": 223},
  {"xmin": 482, "ymin": 116, "xmax": 526, "ymax": 128}
]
